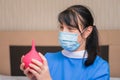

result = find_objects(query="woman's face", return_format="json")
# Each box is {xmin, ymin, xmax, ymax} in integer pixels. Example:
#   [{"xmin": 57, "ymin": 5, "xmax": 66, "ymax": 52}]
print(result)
[{"xmin": 59, "ymin": 23, "xmax": 86, "ymax": 50}]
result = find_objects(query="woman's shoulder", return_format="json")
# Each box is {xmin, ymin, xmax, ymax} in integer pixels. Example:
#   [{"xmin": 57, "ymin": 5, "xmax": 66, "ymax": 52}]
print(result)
[
  {"xmin": 88, "ymin": 56, "xmax": 110, "ymax": 79},
  {"xmin": 95, "ymin": 56, "xmax": 109, "ymax": 66},
  {"xmin": 91, "ymin": 56, "xmax": 110, "ymax": 75},
  {"xmin": 91, "ymin": 56, "xmax": 109, "ymax": 70}
]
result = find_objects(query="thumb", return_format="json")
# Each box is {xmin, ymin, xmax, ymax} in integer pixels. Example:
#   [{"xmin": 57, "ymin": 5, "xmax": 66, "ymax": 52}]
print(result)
[{"xmin": 38, "ymin": 52, "xmax": 47, "ymax": 65}]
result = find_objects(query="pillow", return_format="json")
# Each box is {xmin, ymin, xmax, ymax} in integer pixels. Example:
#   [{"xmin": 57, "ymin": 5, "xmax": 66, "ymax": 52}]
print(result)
[
  {"xmin": 0, "ymin": 75, "xmax": 28, "ymax": 80},
  {"xmin": 110, "ymin": 77, "xmax": 120, "ymax": 80}
]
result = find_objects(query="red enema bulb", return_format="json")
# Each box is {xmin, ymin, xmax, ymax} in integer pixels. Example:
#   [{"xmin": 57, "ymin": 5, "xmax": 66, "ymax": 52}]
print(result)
[{"xmin": 23, "ymin": 40, "xmax": 43, "ymax": 69}]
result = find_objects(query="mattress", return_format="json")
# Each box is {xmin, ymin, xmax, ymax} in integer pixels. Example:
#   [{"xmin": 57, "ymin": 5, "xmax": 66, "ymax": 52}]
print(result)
[
  {"xmin": 0, "ymin": 74, "xmax": 120, "ymax": 80},
  {"xmin": 0, "ymin": 75, "xmax": 28, "ymax": 80}
]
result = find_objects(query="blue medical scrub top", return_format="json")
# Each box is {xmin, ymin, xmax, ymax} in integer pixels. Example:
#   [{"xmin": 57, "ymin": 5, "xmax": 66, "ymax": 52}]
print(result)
[{"xmin": 45, "ymin": 51, "xmax": 110, "ymax": 80}]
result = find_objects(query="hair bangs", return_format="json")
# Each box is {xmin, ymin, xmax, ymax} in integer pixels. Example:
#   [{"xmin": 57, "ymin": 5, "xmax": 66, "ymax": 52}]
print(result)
[{"xmin": 58, "ymin": 10, "xmax": 79, "ymax": 29}]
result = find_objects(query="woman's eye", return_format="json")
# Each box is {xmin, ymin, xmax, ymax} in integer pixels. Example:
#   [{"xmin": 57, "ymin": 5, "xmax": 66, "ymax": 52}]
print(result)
[{"xmin": 68, "ymin": 27, "xmax": 76, "ymax": 31}]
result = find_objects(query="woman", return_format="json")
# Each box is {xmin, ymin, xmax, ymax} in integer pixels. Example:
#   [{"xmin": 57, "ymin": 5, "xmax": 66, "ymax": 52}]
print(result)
[{"xmin": 20, "ymin": 5, "xmax": 110, "ymax": 80}]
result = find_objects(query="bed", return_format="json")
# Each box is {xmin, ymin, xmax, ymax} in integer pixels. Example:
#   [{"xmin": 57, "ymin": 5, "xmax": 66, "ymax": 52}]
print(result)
[
  {"xmin": 110, "ymin": 77, "xmax": 120, "ymax": 80},
  {"xmin": 0, "ymin": 75, "xmax": 28, "ymax": 80},
  {"xmin": 0, "ymin": 75, "xmax": 120, "ymax": 80},
  {"xmin": 5, "ymin": 45, "xmax": 118, "ymax": 80}
]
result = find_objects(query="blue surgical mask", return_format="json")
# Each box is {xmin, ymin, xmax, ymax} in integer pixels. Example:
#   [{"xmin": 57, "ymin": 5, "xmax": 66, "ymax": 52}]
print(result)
[{"xmin": 59, "ymin": 31, "xmax": 80, "ymax": 52}]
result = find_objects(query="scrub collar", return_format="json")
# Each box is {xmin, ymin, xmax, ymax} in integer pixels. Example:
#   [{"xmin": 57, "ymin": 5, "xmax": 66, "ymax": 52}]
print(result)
[{"xmin": 62, "ymin": 49, "xmax": 88, "ymax": 59}]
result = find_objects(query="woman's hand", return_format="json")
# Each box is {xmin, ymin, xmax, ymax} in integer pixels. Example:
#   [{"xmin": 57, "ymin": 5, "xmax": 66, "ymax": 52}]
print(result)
[
  {"xmin": 20, "ymin": 53, "xmax": 52, "ymax": 80},
  {"xmin": 20, "ymin": 56, "xmax": 35, "ymax": 80}
]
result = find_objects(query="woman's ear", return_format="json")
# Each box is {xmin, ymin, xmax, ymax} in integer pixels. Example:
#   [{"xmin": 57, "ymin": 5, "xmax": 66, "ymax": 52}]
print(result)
[{"xmin": 83, "ymin": 26, "xmax": 93, "ymax": 38}]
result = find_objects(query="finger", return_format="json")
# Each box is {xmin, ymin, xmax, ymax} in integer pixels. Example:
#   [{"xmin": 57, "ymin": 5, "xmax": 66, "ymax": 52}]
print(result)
[
  {"xmin": 21, "ymin": 55, "xmax": 24, "ymax": 63},
  {"xmin": 38, "ymin": 52, "xmax": 47, "ymax": 65},
  {"xmin": 24, "ymin": 67, "xmax": 30, "ymax": 75},
  {"xmin": 24, "ymin": 67, "xmax": 29, "ymax": 75},
  {"xmin": 31, "ymin": 59, "xmax": 43, "ymax": 69},
  {"xmin": 29, "ymin": 63, "xmax": 42, "ymax": 74},
  {"xmin": 24, "ymin": 67, "xmax": 34, "ymax": 79},
  {"xmin": 31, "ymin": 59, "xmax": 48, "ymax": 73},
  {"xmin": 29, "ymin": 68, "xmax": 40, "ymax": 78},
  {"xmin": 38, "ymin": 53, "xmax": 49, "ymax": 71},
  {"xmin": 20, "ymin": 63, "xmax": 25, "ymax": 71}
]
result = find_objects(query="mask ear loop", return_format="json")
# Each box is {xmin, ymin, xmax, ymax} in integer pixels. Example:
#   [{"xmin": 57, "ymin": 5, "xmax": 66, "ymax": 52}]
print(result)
[
  {"xmin": 76, "ymin": 14, "xmax": 88, "ymax": 38},
  {"xmin": 71, "ymin": 9, "xmax": 84, "ymax": 34},
  {"xmin": 75, "ymin": 13, "xmax": 89, "ymax": 61},
  {"xmin": 76, "ymin": 15, "xmax": 84, "ymax": 34},
  {"xmin": 76, "ymin": 14, "xmax": 88, "ymax": 36}
]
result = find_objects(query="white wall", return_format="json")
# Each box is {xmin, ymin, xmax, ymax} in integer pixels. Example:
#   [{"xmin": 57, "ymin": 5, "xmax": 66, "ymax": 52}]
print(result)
[{"xmin": 0, "ymin": 0, "xmax": 120, "ymax": 31}]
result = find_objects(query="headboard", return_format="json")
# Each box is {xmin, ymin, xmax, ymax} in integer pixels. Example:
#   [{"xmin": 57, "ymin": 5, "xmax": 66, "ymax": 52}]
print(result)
[{"xmin": 9, "ymin": 45, "xmax": 108, "ymax": 76}]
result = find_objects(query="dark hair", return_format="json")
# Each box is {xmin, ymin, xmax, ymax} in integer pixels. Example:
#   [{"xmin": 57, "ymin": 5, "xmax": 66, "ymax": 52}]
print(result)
[{"xmin": 58, "ymin": 5, "xmax": 100, "ymax": 66}]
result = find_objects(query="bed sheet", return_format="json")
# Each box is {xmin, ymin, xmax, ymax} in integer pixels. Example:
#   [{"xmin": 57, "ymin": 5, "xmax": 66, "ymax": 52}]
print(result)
[
  {"xmin": 0, "ymin": 75, "xmax": 120, "ymax": 80},
  {"xmin": 0, "ymin": 75, "xmax": 28, "ymax": 80}
]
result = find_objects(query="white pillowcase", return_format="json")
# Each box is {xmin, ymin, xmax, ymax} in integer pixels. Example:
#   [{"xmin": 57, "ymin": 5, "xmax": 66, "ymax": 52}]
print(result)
[
  {"xmin": 0, "ymin": 75, "xmax": 28, "ymax": 80},
  {"xmin": 110, "ymin": 77, "xmax": 120, "ymax": 80}
]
